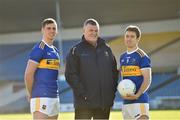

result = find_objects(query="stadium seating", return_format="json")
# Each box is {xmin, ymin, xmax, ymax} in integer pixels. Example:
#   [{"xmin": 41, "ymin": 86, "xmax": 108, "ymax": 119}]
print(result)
[
  {"xmin": 150, "ymin": 77, "xmax": 180, "ymax": 98},
  {"xmin": 150, "ymin": 73, "xmax": 175, "ymax": 88},
  {"xmin": 108, "ymin": 32, "xmax": 180, "ymax": 72}
]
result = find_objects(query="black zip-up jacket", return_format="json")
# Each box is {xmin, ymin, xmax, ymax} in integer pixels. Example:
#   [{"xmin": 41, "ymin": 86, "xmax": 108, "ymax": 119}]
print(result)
[{"xmin": 65, "ymin": 36, "xmax": 119, "ymax": 109}]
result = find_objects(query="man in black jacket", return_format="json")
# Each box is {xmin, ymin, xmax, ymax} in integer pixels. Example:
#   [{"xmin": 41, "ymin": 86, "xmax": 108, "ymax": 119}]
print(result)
[{"xmin": 65, "ymin": 18, "xmax": 119, "ymax": 120}]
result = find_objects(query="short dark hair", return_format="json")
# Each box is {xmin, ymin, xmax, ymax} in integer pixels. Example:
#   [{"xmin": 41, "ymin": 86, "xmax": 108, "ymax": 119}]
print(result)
[
  {"xmin": 83, "ymin": 18, "xmax": 99, "ymax": 29},
  {"xmin": 125, "ymin": 25, "xmax": 141, "ymax": 39},
  {"xmin": 42, "ymin": 18, "xmax": 57, "ymax": 28}
]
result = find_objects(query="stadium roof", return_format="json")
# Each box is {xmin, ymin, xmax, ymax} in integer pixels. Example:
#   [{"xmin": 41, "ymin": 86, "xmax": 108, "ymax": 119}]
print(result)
[{"xmin": 0, "ymin": 0, "xmax": 180, "ymax": 34}]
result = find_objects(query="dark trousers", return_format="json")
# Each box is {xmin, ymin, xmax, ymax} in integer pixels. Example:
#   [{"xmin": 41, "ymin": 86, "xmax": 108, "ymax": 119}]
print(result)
[{"xmin": 75, "ymin": 108, "xmax": 110, "ymax": 120}]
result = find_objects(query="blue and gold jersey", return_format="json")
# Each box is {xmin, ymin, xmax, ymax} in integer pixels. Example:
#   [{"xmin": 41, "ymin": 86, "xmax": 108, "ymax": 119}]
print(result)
[
  {"xmin": 29, "ymin": 41, "xmax": 60, "ymax": 98},
  {"xmin": 119, "ymin": 48, "xmax": 151, "ymax": 104}
]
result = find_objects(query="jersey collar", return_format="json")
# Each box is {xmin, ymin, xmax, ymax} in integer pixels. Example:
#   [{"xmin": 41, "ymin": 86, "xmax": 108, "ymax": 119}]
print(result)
[
  {"xmin": 127, "ymin": 47, "xmax": 139, "ymax": 54},
  {"xmin": 42, "ymin": 39, "xmax": 54, "ymax": 48}
]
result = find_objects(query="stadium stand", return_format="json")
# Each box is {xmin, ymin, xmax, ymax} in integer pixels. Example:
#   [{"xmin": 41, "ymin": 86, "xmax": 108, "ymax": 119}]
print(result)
[
  {"xmin": 150, "ymin": 73, "xmax": 175, "ymax": 89},
  {"xmin": 108, "ymin": 31, "xmax": 180, "ymax": 59},
  {"xmin": 109, "ymin": 31, "xmax": 180, "ymax": 72}
]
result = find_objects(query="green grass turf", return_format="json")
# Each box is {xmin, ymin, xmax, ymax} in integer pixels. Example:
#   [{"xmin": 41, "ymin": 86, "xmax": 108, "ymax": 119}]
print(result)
[{"xmin": 0, "ymin": 110, "xmax": 179, "ymax": 120}]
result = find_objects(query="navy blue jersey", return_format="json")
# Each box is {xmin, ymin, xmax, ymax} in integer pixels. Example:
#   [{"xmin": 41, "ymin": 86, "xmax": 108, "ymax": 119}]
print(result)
[
  {"xmin": 29, "ymin": 41, "xmax": 60, "ymax": 98},
  {"xmin": 119, "ymin": 48, "xmax": 151, "ymax": 104}
]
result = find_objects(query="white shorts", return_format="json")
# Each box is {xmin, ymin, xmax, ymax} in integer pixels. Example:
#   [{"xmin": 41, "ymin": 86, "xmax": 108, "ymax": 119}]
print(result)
[
  {"xmin": 122, "ymin": 103, "xmax": 149, "ymax": 120},
  {"xmin": 30, "ymin": 97, "xmax": 60, "ymax": 117}
]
